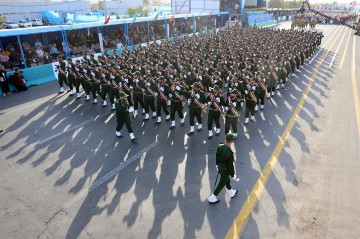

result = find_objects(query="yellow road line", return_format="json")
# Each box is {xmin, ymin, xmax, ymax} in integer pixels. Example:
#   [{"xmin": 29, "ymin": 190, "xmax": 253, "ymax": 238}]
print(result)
[
  {"xmin": 224, "ymin": 25, "xmax": 342, "ymax": 239},
  {"xmin": 350, "ymin": 37, "xmax": 360, "ymax": 138},
  {"xmin": 340, "ymin": 28, "xmax": 352, "ymax": 69}
]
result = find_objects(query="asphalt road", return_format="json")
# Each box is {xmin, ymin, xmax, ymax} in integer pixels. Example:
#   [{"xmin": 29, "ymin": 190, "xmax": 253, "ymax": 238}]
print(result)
[{"xmin": 0, "ymin": 22, "xmax": 359, "ymax": 239}]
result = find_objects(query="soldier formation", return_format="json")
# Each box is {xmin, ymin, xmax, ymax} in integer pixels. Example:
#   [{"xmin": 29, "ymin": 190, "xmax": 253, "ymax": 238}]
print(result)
[{"xmin": 55, "ymin": 24, "xmax": 323, "ymax": 141}]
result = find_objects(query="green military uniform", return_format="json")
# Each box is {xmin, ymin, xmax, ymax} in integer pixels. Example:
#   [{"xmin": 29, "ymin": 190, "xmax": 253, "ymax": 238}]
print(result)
[
  {"xmin": 225, "ymin": 90, "xmax": 241, "ymax": 137},
  {"xmin": 208, "ymin": 133, "xmax": 238, "ymax": 204},
  {"xmin": 169, "ymin": 79, "xmax": 187, "ymax": 129},
  {"xmin": 143, "ymin": 74, "xmax": 158, "ymax": 120},
  {"xmin": 207, "ymin": 85, "xmax": 225, "ymax": 139},
  {"xmin": 66, "ymin": 58, "xmax": 75, "ymax": 96},
  {"xmin": 155, "ymin": 77, "xmax": 170, "ymax": 124},
  {"xmin": 115, "ymin": 91, "xmax": 136, "ymax": 141},
  {"xmin": 244, "ymin": 78, "xmax": 260, "ymax": 123},
  {"xmin": 57, "ymin": 56, "xmax": 68, "ymax": 93},
  {"xmin": 188, "ymin": 82, "xmax": 206, "ymax": 135}
]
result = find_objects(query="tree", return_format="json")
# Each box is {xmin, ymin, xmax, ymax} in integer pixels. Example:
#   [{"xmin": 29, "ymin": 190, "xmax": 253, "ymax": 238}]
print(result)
[
  {"xmin": 0, "ymin": 15, "xmax": 6, "ymax": 29},
  {"xmin": 126, "ymin": 5, "xmax": 149, "ymax": 17}
]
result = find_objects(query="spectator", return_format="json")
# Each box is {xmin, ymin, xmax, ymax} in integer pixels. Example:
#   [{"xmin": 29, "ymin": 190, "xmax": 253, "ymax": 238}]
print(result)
[
  {"xmin": 43, "ymin": 51, "xmax": 52, "ymax": 64},
  {"xmin": 53, "ymin": 35, "xmax": 62, "ymax": 49},
  {"xmin": 22, "ymin": 41, "xmax": 31, "ymax": 52},
  {"xmin": 34, "ymin": 38, "xmax": 43, "ymax": 49},
  {"xmin": 116, "ymin": 39, "xmax": 123, "ymax": 49},
  {"xmin": 11, "ymin": 69, "xmax": 28, "ymax": 91},
  {"xmin": 49, "ymin": 44, "xmax": 60, "ymax": 58},
  {"xmin": 0, "ymin": 64, "xmax": 11, "ymax": 96},
  {"xmin": 35, "ymin": 46, "xmax": 44, "ymax": 58},
  {"xmin": 25, "ymin": 49, "xmax": 38, "ymax": 67},
  {"xmin": 0, "ymin": 49, "xmax": 15, "ymax": 70}
]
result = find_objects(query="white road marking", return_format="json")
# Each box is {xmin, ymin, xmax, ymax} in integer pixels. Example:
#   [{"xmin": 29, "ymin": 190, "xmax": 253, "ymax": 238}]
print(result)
[
  {"xmin": 37, "ymin": 112, "xmax": 113, "ymax": 145},
  {"xmin": 329, "ymin": 27, "xmax": 348, "ymax": 68},
  {"xmin": 63, "ymin": 141, "xmax": 159, "ymax": 209}
]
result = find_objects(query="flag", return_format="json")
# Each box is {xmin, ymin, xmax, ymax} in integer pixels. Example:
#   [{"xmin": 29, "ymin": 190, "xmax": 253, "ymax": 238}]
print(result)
[
  {"xmin": 104, "ymin": 16, "xmax": 110, "ymax": 25},
  {"xmin": 208, "ymin": 10, "xmax": 213, "ymax": 18},
  {"xmin": 153, "ymin": 12, "xmax": 160, "ymax": 21},
  {"xmin": 129, "ymin": 15, "xmax": 137, "ymax": 28},
  {"xmin": 168, "ymin": 15, "xmax": 174, "ymax": 23}
]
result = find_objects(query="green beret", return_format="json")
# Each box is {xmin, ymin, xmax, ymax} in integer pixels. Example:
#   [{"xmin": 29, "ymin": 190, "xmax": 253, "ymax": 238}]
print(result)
[
  {"xmin": 213, "ymin": 85, "xmax": 220, "ymax": 91},
  {"xmin": 159, "ymin": 76, "xmax": 165, "ymax": 81},
  {"xmin": 231, "ymin": 89, "xmax": 239, "ymax": 95},
  {"xmin": 193, "ymin": 82, "xmax": 200, "ymax": 88},
  {"xmin": 213, "ymin": 71, "xmax": 219, "ymax": 75},
  {"xmin": 233, "ymin": 73, "xmax": 239, "ymax": 78},
  {"xmin": 67, "ymin": 57, "xmax": 72, "ymax": 61},
  {"xmin": 146, "ymin": 73, "xmax": 152, "ymax": 78},
  {"xmin": 135, "ymin": 71, "xmax": 141, "ymax": 75}
]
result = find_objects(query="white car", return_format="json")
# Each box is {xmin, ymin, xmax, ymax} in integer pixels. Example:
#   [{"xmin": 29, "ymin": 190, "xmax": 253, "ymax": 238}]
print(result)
[
  {"xmin": 18, "ymin": 20, "xmax": 32, "ymax": 28},
  {"xmin": 4, "ymin": 21, "xmax": 19, "ymax": 29},
  {"xmin": 31, "ymin": 19, "xmax": 43, "ymax": 26}
]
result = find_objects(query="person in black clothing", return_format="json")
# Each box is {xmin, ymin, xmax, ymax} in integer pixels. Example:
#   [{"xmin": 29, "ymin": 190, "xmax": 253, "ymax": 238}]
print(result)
[
  {"xmin": 0, "ymin": 64, "xmax": 11, "ymax": 95},
  {"xmin": 208, "ymin": 133, "xmax": 238, "ymax": 204}
]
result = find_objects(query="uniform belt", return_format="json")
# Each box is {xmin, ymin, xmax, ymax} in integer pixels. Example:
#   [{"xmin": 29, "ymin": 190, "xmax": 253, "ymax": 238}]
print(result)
[
  {"xmin": 209, "ymin": 108, "xmax": 220, "ymax": 111},
  {"xmin": 226, "ymin": 114, "xmax": 237, "ymax": 118},
  {"xmin": 172, "ymin": 99, "xmax": 182, "ymax": 103}
]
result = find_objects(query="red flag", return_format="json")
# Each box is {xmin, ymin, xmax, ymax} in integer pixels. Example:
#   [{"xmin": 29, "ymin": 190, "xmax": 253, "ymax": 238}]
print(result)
[
  {"xmin": 168, "ymin": 15, "xmax": 174, "ymax": 23},
  {"xmin": 104, "ymin": 16, "xmax": 110, "ymax": 24},
  {"xmin": 208, "ymin": 10, "xmax": 213, "ymax": 18}
]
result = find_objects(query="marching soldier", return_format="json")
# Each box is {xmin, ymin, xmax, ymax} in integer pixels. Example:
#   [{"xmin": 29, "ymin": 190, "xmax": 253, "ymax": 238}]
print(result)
[
  {"xmin": 224, "ymin": 90, "xmax": 241, "ymax": 138},
  {"xmin": 188, "ymin": 82, "xmax": 206, "ymax": 135},
  {"xmin": 143, "ymin": 74, "xmax": 158, "ymax": 121},
  {"xmin": 81, "ymin": 61, "xmax": 93, "ymax": 102},
  {"xmin": 56, "ymin": 56, "xmax": 68, "ymax": 94},
  {"xmin": 73, "ymin": 60, "xmax": 83, "ymax": 99},
  {"xmin": 169, "ymin": 78, "xmax": 187, "ymax": 129},
  {"xmin": 66, "ymin": 58, "xmax": 76, "ymax": 96},
  {"xmin": 208, "ymin": 133, "xmax": 238, "ymax": 204},
  {"xmin": 131, "ymin": 71, "xmax": 145, "ymax": 118},
  {"xmin": 257, "ymin": 71, "xmax": 268, "ymax": 110},
  {"xmin": 110, "ymin": 68, "xmax": 121, "ymax": 107},
  {"xmin": 212, "ymin": 72, "xmax": 223, "ymax": 89},
  {"xmin": 115, "ymin": 91, "xmax": 137, "ymax": 141},
  {"xmin": 207, "ymin": 85, "xmax": 225, "ymax": 139},
  {"xmin": 120, "ymin": 70, "xmax": 133, "ymax": 107},
  {"xmin": 244, "ymin": 77, "xmax": 259, "ymax": 124},
  {"xmin": 90, "ymin": 64, "xmax": 102, "ymax": 104},
  {"xmin": 267, "ymin": 66, "xmax": 278, "ymax": 98},
  {"xmin": 155, "ymin": 76, "xmax": 170, "ymax": 124}
]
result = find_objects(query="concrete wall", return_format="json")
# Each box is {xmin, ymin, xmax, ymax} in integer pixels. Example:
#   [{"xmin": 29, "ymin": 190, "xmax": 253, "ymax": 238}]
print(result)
[
  {"xmin": 171, "ymin": 0, "xmax": 220, "ymax": 14},
  {"xmin": 0, "ymin": 1, "xmax": 90, "ymax": 22},
  {"xmin": 100, "ymin": 0, "xmax": 144, "ymax": 15},
  {"xmin": 245, "ymin": 0, "xmax": 258, "ymax": 7}
]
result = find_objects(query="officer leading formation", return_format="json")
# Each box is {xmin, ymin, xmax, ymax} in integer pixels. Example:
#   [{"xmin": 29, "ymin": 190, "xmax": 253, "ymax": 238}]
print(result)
[{"xmin": 55, "ymin": 24, "xmax": 323, "ymax": 141}]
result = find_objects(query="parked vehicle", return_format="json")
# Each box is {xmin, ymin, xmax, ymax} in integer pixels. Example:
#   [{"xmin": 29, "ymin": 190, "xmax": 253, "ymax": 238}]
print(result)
[
  {"xmin": 18, "ymin": 20, "xmax": 32, "ymax": 28},
  {"xmin": 31, "ymin": 19, "xmax": 43, "ymax": 26},
  {"xmin": 4, "ymin": 21, "xmax": 19, "ymax": 29}
]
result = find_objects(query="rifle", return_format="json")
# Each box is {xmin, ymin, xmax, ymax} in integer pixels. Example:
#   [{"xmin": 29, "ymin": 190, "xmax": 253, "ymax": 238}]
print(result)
[
  {"xmin": 191, "ymin": 89, "xmax": 206, "ymax": 113},
  {"xmin": 228, "ymin": 98, "xmax": 240, "ymax": 122},
  {"xmin": 247, "ymin": 84, "xmax": 257, "ymax": 102},
  {"xmin": 158, "ymin": 83, "xmax": 168, "ymax": 102},
  {"xmin": 209, "ymin": 93, "xmax": 223, "ymax": 114}
]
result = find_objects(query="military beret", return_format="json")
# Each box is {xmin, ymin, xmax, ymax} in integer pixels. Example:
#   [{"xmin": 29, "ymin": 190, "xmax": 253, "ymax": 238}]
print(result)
[
  {"xmin": 146, "ymin": 73, "xmax": 152, "ymax": 78},
  {"xmin": 193, "ymin": 82, "xmax": 200, "ymax": 88},
  {"xmin": 213, "ymin": 85, "xmax": 220, "ymax": 91},
  {"xmin": 135, "ymin": 71, "xmax": 141, "ymax": 75},
  {"xmin": 67, "ymin": 57, "xmax": 72, "ymax": 61},
  {"xmin": 213, "ymin": 71, "xmax": 219, "ymax": 75},
  {"xmin": 231, "ymin": 89, "xmax": 239, "ymax": 95}
]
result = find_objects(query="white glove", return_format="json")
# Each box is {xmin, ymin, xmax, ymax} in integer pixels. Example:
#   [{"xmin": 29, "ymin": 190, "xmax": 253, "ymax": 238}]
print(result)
[
  {"xmin": 207, "ymin": 101, "xmax": 212, "ymax": 106},
  {"xmin": 231, "ymin": 175, "xmax": 237, "ymax": 181},
  {"xmin": 135, "ymin": 79, "xmax": 139, "ymax": 83},
  {"xmin": 252, "ymin": 86, "xmax": 256, "ymax": 91},
  {"xmin": 225, "ymin": 107, "xmax": 229, "ymax": 111},
  {"xmin": 263, "ymin": 78, "xmax": 266, "ymax": 82},
  {"xmin": 128, "ymin": 106, "xmax": 134, "ymax": 113},
  {"xmin": 232, "ymin": 102, "xmax": 237, "ymax": 107},
  {"xmin": 176, "ymin": 86, "xmax": 180, "ymax": 91},
  {"xmin": 216, "ymin": 97, "xmax": 220, "ymax": 102},
  {"xmin": 216, "ymin": 165, "xmax": 218, "ymax": 172},
  {"xmin": 195, "ymin": 93, "xmax": 200, "ymax": 99},
  {"xmin": 228, "ymin": 87, "xmax": 232, "ymax": 91},
  {"xmin": 142, "ymin": 89, "xmax": 145, "ymax": 93},
  {"xmin": 169, "ymin": 94, "xmax": 172, "ymax": 97},
  {"xmin": 124, "ymin": 79, "xmax": 128, "ymax": 83},
  {"xmin": 245, "ymin": 90, "xmax": 248, "ymax": 94},
  {"xmin": 202, "ymin": 104, "xmax": 206, "ymax": 109},
  {"xmin": 147, "ymin": 82, "xmax": 150, "ymax": 86},
  {"xmin": 130, "ymin": 86, "xmax": 133, "ymax": 89},
  {"xmin": 155, "ymin": 93, "xmax": 158, "ymax": 96},
  {"xmin": 118, "ymin": 82, "xmax": 122, "ymax": 87},
  {"xmin": 160, "ymin": 87, "xmax": 164, "ymax": 91},
  {"xmin": 170, "ymin": 75, "xmax": 174, "ymax": 78},
  {"xmin": 235, "ymin": 83, "xmax": 238, "ymax": 86},
  {"xmin": 199, "ymin": 76, "xmax": 202, "ymax": 80},
  {"xmin": 188, "ymin": 99, "xmax": 191, "ymax": 104}
]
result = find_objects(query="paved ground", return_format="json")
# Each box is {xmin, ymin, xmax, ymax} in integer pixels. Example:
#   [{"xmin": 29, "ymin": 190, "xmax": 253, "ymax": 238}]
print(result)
[{"xmin": 0, "ymin": 22, "xmax": 359, "ymax": 239}]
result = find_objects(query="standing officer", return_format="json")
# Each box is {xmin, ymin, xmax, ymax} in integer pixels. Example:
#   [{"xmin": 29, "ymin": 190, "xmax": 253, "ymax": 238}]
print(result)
[
  {"xmin": 224, "ymin": 90, "xmax": 241, "ymax": 138},
  {"xmin": 244, "ymin": 77, "xmax": 259, "ymax": 124},
  {"xmin": 207, "ymin": 85, "xmax": 225, "ymax": 139},
  {"xmin": 208, "ymin": 133, "xmax": 238, "ymax": 204},
  {"xmin": 257, "ymin": 71, "xmax": 268, "ymax": 110},
  {"xmin": 188, "ymin": 82, "xmax": 206, "ymax": 135},
  {"xmin": 115, "ymin": 91, "xmax": 137, "ymax": 141}
]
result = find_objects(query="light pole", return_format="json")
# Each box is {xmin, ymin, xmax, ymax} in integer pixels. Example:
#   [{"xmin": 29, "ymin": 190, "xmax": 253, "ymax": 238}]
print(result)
[{"xmin": 104, "ymin": 0, "xmax": 107, "ymax": 20}]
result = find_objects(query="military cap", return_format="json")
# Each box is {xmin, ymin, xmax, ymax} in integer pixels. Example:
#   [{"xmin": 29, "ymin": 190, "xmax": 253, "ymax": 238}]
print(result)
[
  {"xmin": 158, "ymin": 76, "xmax": 165, "ymax": 81},
  {"xmin": 119, "ymin": 91, "xmax": 128, "ymax": 97},
  {"xmin": 174, "ymin": 78, "xmax": 181, "ymax": 82},
  {"xmin": 57, "ymin": 55, "xmax": 63, "ymax": 59},
  {"xmin": 82, "ymin": 60, "xmax": 88, "ymax": 64},
  {"xmin": 134, "ymin": 71, "xmax": 141, "ymax": 75},
  {"xmin": 193, "ymin": 82, "xmax": 200, "ymax": 88},
  {"xmin": 67, "ymin": 57, "xmax": 72, "ymax": 61},
  {"xmin": 225, "ymin": 133, "xmax": 236, "ymax": 142},
  {"xmin": 231, "ymin": 89, "xmax": 239, "ymax": 95},
  {"xmin": 213, "ymin": 71, "xmax": 219, "ymax": 76},
  {"xmin": 213, "ymin": 85, "xmax": 220, "ymax": 91},
  {"xmin": 233, "ymin": 73, "xmax": 240, "ymax": 78},
  {"xmin": 146, "ymin": 73, "xmax": 152, "ymax": 78}
]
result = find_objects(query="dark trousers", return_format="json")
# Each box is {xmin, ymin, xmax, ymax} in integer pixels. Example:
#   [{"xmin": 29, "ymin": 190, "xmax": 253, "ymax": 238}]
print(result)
[
  {"xmin": 101, "ymin": 85, "xmax": 113, "ymax": 103},
  {"xmin": 267, "ymin": 86, "xmax": 275, "ymax": 93},
  {"xmin": 245, "ymin": 100, "xmax": 256, "ymax": 117},
  {"xmin": 225, "ymin": 115, "xmax": 237, "ymax": 134},
  {"xmin": 82, "ymin": 80, "xmax": 91, "ymax": 95},
  {"xmin": 133, "ymin": 93, "xmax": 144, "ymax": 110},
  {"xmin": 116, "ymin": 112, "xmax": 133, "ymax": 133},
  {"xmin": 68, "ymin": 76, "xmax": 75, "ymax": 91},
  {"xmin": 144, "ymin": 95, "xmax": 156, "ymax": 113},
  {"xmin": 91, "ymin": 84, "xmax": 102, "ymax": 99},
  {"xmin": 189, "ymin": 106, "xmax": 202, "ymax": 126},
  {"xmin": 58, "ymin": 74, "xmax": 68, "ymax": 87},
  {"xmin": 74, "ymin": 78, "xmax": 81, "ymax": 93},
  {"xmin": 207, "ymin": 110, "xmax": 221, "ymax": 130},
  {"xmin": 156, "ymin": 98, "xmax": 169, "ymax": 116},
  {"xmin": 170, "ymin": 101, "xmax": 184, "ymax": 120},
  {"xmin": 214, "ymin": 171, "xmax": 232, "ymax": 196},
  {"xmin": 257, "ymin": 90, "xmax": 266, "ymax": 106},
  {"xmin": 110, "ymin": 88, "xmax": 119, "ymax": 102},
  {"xmin": 0, "ymin": 80, "xmax": 10, "ymax": 94}
]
